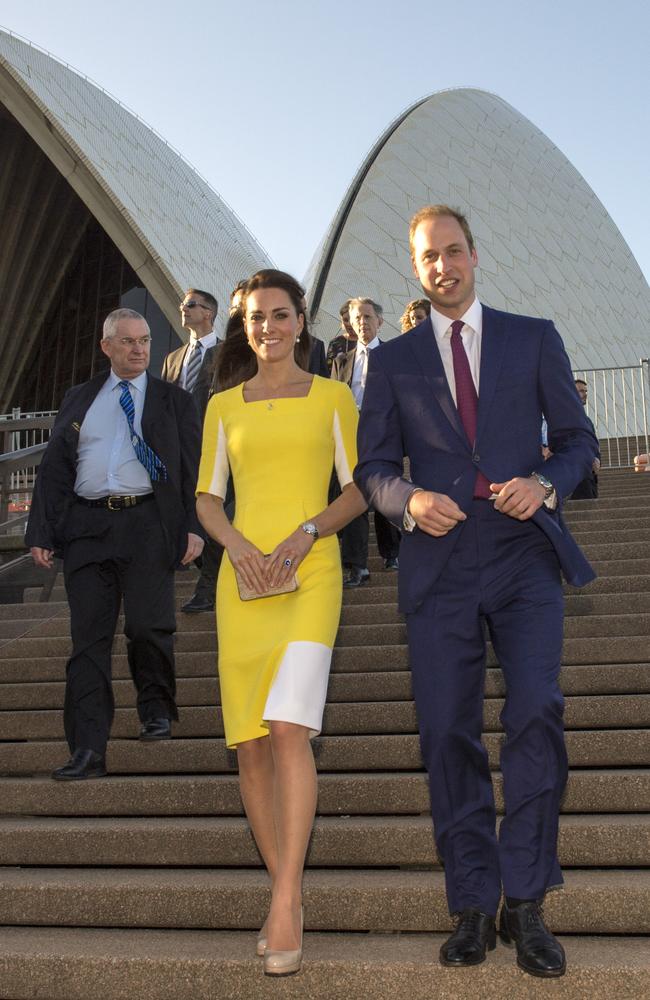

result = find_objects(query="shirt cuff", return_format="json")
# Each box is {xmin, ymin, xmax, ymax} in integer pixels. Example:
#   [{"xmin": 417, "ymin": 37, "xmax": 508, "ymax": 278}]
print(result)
[
  {"xmin": 544, "ymin": 490, "xmax": 558, "ymax": 511},
  {"xmin": 403, "ymin": 488, "xmax": 424, "ymax": 532}
]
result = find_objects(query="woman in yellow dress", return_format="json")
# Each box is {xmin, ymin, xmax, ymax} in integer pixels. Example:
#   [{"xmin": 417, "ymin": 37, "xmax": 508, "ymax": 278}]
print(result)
[{"xmin": 196, "ymin": 269, "xmax": 366, "ymax": 976}]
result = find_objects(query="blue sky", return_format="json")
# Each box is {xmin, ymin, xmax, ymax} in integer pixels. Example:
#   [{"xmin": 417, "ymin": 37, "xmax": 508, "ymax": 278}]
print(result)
[{"xmin": 2, "ymin": 0, "xmax": 649, "ymax": 285}]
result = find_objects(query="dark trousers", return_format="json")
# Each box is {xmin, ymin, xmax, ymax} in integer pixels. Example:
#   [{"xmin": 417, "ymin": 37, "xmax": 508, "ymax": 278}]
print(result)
[
  {"xmin": 341, "ymin": 509, "xmax": 401, "ymax": 569},
  {"xmin": 193, "ymin": 535, "xmax": 224, "ymax": 600},
  {"xmin": 193, "ymin": 480, "xmax": 233, "ymax": 599},
  {"xmin": 406, "ymin": 500, "xmax": 566, "ymax": 916},
  {"xmin": 570, "ymin": 473, "xmax": 598, "ymax": 500},
  {"xmin": 62, "ymin": 500, "xmax": 177, "ymax": 755}
]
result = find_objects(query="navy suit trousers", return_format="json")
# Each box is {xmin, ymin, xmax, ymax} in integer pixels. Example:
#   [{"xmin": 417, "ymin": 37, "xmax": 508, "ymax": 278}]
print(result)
[{"xmin": 406, "ymin": 500, "xmax": 567, "ymax": 915}]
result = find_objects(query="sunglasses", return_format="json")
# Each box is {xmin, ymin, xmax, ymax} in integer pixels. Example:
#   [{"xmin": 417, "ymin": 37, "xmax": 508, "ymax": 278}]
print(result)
[{"xmin": 180, "ymin": 300, "xmax": 210, "ymax": 310}]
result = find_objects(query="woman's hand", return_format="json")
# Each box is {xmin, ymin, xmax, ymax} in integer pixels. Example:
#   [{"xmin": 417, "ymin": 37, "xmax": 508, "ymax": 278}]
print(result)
[
  {"xmin": 265, "ymin": 526, "xmax": 314, "ymax": 588},
  {"xmin": 226, "ymin": 530, "xmax": 268, "ymax": 595}
]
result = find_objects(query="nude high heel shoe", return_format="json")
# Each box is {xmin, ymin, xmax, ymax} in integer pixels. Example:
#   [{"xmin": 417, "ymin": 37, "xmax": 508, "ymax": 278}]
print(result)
[
  {"xmin": 256, "ymin": 931, "xmax": 267, "ymax": 957},
  {"xmin": 263, "ymin": 907, "xmax": 303, "ymax": 977}
]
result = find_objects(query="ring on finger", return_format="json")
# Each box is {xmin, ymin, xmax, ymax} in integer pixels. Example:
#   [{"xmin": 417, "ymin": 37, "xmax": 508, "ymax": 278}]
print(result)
[{"xmin": 284, "ymin": 558, "xmax": 293, "ymax": 568}]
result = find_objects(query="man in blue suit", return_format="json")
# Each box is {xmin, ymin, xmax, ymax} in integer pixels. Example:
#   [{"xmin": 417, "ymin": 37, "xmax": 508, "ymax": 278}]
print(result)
[{"xmin": 354, "ymin": 206, "xmax": 598, "ymax": 978}]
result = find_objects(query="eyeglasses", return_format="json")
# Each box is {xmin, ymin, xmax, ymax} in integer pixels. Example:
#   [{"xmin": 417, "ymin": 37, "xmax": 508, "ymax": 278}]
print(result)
[
  {"xmin": 180, "ymin": 300, "xmax": 210, "ymax": 311},
  {"xmin": 116, "ymin": 336, "xmax": 151, "ymax": 347}
]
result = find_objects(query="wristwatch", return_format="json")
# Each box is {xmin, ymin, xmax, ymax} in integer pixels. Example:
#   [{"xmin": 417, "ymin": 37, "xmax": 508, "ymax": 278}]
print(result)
[
  {"xmin": 301, "ymin": 521, "xmax": 319, "ymax": 540},
  {"xmin": 530, "ymin": 472, "xmax": 557, "ymax": 509}
]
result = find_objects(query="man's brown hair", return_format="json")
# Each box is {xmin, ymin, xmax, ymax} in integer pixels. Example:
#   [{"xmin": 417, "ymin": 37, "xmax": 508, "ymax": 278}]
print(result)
[{"xmin": 408, "ymin": 205, "xmax": 476, "ymax": 256}]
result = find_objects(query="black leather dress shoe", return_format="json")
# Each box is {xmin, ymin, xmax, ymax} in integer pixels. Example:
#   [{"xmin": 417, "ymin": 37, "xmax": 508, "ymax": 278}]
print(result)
[
  {"xmin": 181, "ymin": 593, "xmax": 215, "ymax": 613},
  {"xmin": 139, "ymin": 718, "xmax": 172, "ymax": 741},
  {"xmin": 343, "ymin": 567, "xmax": 370, "ymax": 589},
  {"xmin": 499, "ymin": 900, "xmax": 566, "ymax": 977},
  {"xmin": 383, "ymin": 557, "xmax": 399, "ymax": 570},
  {"xmin": 52, "ymin": 748, "xmax": 106, "ymax": 781},
  {"xmin": 439, "ymin": 908, "xmax": 496, "ymax": 966}
]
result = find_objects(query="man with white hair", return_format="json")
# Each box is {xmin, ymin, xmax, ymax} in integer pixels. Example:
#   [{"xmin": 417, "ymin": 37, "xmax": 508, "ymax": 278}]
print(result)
[{"xmin": 27, "ymin": 308, "xmax": 204, "ymax": 779}]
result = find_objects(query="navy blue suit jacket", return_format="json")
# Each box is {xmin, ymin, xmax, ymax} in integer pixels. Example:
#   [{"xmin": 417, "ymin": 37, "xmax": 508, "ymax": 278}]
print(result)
[{"xmin": 354, "ymin": 306, "xmax": 598, "ymax": 613}]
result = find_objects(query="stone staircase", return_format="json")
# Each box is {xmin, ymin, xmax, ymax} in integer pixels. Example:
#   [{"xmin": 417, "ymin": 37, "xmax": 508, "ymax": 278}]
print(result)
[{"xmin": 0, "ymin": 468, "xmax": 648, "ymax": 999}]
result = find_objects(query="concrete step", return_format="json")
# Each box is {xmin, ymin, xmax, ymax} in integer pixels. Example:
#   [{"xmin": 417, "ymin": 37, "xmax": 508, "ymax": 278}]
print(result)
[
  {"xmin": 3, "ymin": 591, "xmax": 650, "ymax": 639},
  {"xmin": 1, "ymin": 730, "xmax": 647, "ymax": 777},
  {"xmin": 1, "ymin": 692, "xmax": 648, "ymax": 740},
  {"xmin": 563, "ymin": 517, "xmax": 650, "ymax": 533},
  {"xmin": 0, "ymin": 814, "xmax": 647, "ymax": 868},
  {"xmin": 0, "ymin": 927, "xmax": 647, "ymax": 1000},
  {"xmin": 5, "ymin": 568, "xmax": 650, "ymax": 620},
  {"xmin": 570, "ymin": 528, "xmax": 650, "ymax": 544},
  {"xmin": 1, "ymin": 768, "xmax": 646, "ymax": 817},
  {"xmin": 2, "ymin": 662, "xmax": 649, "ymax": 705},
  {"xmin": 2, "ymin": 635, "xmax": 650, "ymax": 687},
  {"xmin": 0, "ymin": 867, "xmax": 647, "ymax": 934},
  {"xmin": 15, "ymin": 558, "xmax": 650, "ymax": 608},
  {"xmin": 3, "ymin": 613, "xmax": 650, "ymax": 662}
]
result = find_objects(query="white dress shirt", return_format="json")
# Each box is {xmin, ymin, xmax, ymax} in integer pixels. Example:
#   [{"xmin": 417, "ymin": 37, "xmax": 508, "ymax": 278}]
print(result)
[
  {"xmin": 404, "ymin": 296, "xmax": 556, "ymax": 528},
  {"xmin": 181, "ymin": 330, "xmax": 218, "ymax": 388},
  {"xmin": 429, "ymin": 297, "xmax": 483, "ymax": 402},
  {"xmin": 74, "ymin": 370, "xmax": 152, "ymax": 498},
  {"xmin": 351, "ymin": 336, "xmax": 380, "ymax": 408}
]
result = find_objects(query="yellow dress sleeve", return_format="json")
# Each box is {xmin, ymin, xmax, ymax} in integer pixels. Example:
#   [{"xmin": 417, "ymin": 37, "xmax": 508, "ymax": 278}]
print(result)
[
  {"xmin": 331, "ymin": 381, "xmax": 359, "ymax": 488},
  {"xmin": 197, "ymin": 392, "xmax": 230, "ymax": 499}
]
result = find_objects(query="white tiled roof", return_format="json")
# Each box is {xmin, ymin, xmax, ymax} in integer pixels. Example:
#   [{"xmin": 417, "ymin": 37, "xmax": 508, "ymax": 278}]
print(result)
[
  {"xmin": 0, "ymin": 28, "xmax": 272, "ymax": 332},
  {"xmin": 305, "ymin": 89, "xmax": 650, "ymax": 369}
]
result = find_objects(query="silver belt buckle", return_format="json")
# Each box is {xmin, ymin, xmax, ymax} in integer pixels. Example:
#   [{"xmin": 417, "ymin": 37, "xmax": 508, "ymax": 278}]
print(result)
[{"xmin": 107, "ymin": 496, "xmax": 122, "ymax": 511}]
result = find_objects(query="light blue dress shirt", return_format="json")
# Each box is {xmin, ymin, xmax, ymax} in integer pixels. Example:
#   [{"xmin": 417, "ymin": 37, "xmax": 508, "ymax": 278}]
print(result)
[{"xmin": 74, "ymin": 370, "xmax": 153, "ymax": 498}]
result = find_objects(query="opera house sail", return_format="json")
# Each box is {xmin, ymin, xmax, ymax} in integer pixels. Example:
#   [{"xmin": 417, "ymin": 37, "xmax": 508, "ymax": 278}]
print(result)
[{"xmin": 0, "ymin": 28, "xmax": 271, "ymax": 411}]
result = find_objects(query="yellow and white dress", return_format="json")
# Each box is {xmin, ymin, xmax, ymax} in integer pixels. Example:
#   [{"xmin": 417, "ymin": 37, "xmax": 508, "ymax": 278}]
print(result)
[{"xmin": 197, "ymin": 376, "xmax": 359, "ymax": 748}]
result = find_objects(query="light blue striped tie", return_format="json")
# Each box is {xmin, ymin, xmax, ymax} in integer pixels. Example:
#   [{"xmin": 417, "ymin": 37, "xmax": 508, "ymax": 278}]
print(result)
[
  {"xmin": 117, "ymin": 381, "xmax": 167, "ymax": 482},
  {"xmin": 184, "ymin": 341, "xmax": 203, "ymax": 393}
]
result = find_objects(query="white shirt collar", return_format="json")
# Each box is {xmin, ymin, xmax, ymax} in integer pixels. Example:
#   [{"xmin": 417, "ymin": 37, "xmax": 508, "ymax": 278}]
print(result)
[
  {"xmin": 357, "ymin": 336, "xmax": 380, "ymax": 353},
  {"xmin": 109, "ymin": 370, "xmax": 148, "ymax": 392},
  {"xmin": 190, "ymin": 330, "xmax": 217, "ymax": 349},
  {"xmin": 429, "ymin": 298, "xmax": 483, "ymax": 341}
]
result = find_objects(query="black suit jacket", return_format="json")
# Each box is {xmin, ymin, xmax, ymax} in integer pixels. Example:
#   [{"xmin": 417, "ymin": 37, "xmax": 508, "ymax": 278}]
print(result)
[
  {"xmin": 161, "ymin": 341, "xmax": 220, "ymax": 419},
  {"xmin": 308, "ymin": 336, "xmax": 329, "ymax": 378},
  {"xmin": 25, "ymin": 372, "xmax": 203, "ymax": 566}
]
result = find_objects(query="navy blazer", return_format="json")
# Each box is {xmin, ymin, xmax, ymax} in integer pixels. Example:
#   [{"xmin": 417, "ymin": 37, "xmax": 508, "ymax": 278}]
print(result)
[
  {"xmin": 354, "ymin": 306, "xmax": 599, "ymax": 612},
  {"xmin": 26, "ymin": 372, "xmax": 204, "ymax": 566}
]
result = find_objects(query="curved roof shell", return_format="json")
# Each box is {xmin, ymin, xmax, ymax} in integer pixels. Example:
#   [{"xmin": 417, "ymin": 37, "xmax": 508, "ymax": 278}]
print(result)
[
  {"xmin": 305, "ymin": 88, "xmax": 650, "ymax": 369},
  {"xmin": 0, "ymin": 28, "xmax": 272, "ymax": 335}
]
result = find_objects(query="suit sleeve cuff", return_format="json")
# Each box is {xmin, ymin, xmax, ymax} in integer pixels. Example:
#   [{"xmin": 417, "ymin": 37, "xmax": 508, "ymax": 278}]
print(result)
[{"xmin": 403, "ymin": 488, "xmax": 424, "ymax": 532}]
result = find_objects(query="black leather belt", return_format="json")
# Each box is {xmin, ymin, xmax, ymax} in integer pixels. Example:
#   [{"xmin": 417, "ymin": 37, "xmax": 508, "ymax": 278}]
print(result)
[{"xmin": 75, "ymin": 493, "xmax": 155, "ymax": 511}]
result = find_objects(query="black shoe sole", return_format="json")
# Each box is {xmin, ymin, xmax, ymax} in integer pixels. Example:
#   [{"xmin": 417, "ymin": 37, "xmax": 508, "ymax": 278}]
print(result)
[
  {"xmin": 516, "ymin": 958, "xmax": 566, "ymax": 978},
  {"xmin": 52, "ymin": 769, "xmax": 107, "ymax": 781},
  {"xmin": 500, "ymin": 929, "xmax": 566, "ymax": 977},
  {"xmin": 139, "ymin": 733, "xmax": 172, "ymax": 742},
  {"xmin": 181, "ymin": 604, "xmax": 214, "ymax": 614}
]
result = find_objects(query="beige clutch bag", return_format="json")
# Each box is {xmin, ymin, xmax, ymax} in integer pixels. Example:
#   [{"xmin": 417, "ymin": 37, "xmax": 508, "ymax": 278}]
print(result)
[{"xmin": 235, "ymin": 565, "xmax": 299, "ymax": 601}]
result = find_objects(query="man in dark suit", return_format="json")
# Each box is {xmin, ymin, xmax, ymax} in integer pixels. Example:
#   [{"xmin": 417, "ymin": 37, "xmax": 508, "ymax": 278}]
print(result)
[
  {"xmin": 332, "ymin": 297, "xmax": 400, "ymax": 587},
  {"xmin": 27, "ymin": 308, "xmax": 204, "ymax": 780},
  {"xmin": 354, "ymin": 206, "xmax": 598, "ymax": 978},
  {"xmin": 162, "ymin": 288, "xmax": 220, "ymax": 420},
  {"xmin": 569, "ymin": 379, "xmax": 600, "ymax": 499},
  {"xmin": 308, "ymin": 334, "xmax": 329, "ymax": 377},
  {"xmin": 326, "ymin": 299, "xmax": 357, "ymax": 373},
  {"xmin": 162, "ymin": 288, "xmax": 220, "ymax": 612}
]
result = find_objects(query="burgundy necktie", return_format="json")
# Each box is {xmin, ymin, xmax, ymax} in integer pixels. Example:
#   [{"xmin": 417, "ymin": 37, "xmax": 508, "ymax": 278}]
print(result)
[{"xmin": 450, "ymin": 320, "xmax": 491, "ymax": 498}]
